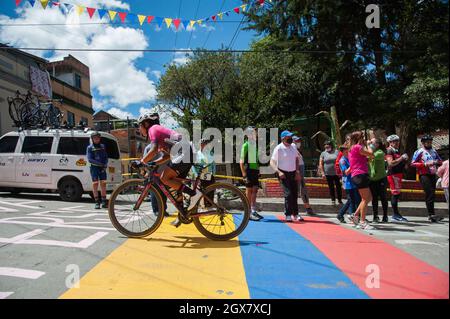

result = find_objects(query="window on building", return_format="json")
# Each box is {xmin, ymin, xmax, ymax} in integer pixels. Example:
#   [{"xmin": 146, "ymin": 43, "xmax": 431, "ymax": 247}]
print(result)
[
  {"xmin": 57, "ymin": 137, "xmax": 90, "ymax": 155},
  {"xmin": 80, "ymin": 117, "xmax": 88, "ymax": 126},
  {"xmin": 21, "ymin": 137, "xmax": 53, "ymax": 153},
  {"xmin": 74, "ymin": 73, "xmax": 82, "ymax": 89},
  {"xmin": 67, "ymin": 111, "xmax": 75, "ymax": 126},
  {"xmin": 0, "ymin": 136, "xmax": 19, "ymax": 153}
]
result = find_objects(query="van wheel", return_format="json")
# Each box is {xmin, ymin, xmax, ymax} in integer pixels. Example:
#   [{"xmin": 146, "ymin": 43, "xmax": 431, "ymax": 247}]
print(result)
[{"xmin": 58, "ymin": 178, "xmax": 83, "ymax": 202}]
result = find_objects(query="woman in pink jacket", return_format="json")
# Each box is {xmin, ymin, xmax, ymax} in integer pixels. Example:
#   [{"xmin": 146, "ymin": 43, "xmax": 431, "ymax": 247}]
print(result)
[{"xmin": 437, "ymin": 159, "xmax": 449, "ymax": 205}]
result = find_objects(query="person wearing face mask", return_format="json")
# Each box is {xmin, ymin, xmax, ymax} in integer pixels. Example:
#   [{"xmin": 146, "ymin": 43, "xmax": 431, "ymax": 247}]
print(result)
[
  {"xmin": 411, "ymin": 135, "xmax": 444, "ymax": 223},
  {"xmin": 385, "ymin": 135, "xmax": 409, "ymax": 222},
  {"xmin": 319, "ymin": 141, "xmax": 343, "ymax": 205},
  {"xmin": 270, "ymin": 130, "xmax": 303, "ymax": 222},
  {"xmin": 368, "ymin": 137, "xmax": 389, "ymax": 223},
  {"xmin": 293, "ymin": 136, "xmax": 315, "ymax": 215}
]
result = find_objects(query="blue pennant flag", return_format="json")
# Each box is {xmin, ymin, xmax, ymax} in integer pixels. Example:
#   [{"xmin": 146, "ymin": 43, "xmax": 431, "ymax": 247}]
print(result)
[
  {"xmin": 28, "ymin": 0, "xmax": 35, "ymax": 7},
  {"xmin": 97, "ymin": 9, "xmax": 107, "ymax": 20},
  {"xmin": 154, "ymin": 17, "xmax": 163, "ymax": 28},
  {"xmin": 61, "ymin": 2, "xmax": 73, "ymax": 14},
  {"xmin": 182, "ymin": 20, "xmax": 190, "ymax": 30},
  {"xmin": 127, "ymin": 13, "xmax": 137, "ymax": 24}
]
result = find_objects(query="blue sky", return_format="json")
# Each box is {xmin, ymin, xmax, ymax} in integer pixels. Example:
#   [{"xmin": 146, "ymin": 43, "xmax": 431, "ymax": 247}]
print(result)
[{"xmin": 0, "ymin": 0, "xmax": 262, "ymax": 122}]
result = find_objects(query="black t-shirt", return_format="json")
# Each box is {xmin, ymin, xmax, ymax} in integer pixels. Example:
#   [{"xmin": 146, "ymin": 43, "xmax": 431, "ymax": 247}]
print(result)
[{"xmin": 386, "ymin": 147, "xmax": 405, "ymax": 175}]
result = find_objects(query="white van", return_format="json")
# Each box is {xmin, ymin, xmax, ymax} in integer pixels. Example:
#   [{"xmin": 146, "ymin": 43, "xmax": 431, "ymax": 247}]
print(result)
[{"xmin": 0, "ymin": 129, "xmax": 122, "ymax": 201}]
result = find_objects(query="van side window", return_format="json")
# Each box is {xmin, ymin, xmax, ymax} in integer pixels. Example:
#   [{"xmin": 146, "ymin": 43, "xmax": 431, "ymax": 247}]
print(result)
[
  {"xmin": 0, "ymin": 136, "xmax": 19, "ymax": 153},
  {"xmin": 100, "ymin": 137, "xmax": 120, "ymax": 159},
  {"xmin": 21, "ymin": 137, "xmax": 54, "ymax": 153},
  {"xmin": 57, "ymin": 137, "xmax": 90, "ymax": 155}
]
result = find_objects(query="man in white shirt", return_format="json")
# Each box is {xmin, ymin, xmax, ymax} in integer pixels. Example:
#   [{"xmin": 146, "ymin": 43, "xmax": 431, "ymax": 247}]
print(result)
[{"xmin": 270, "ymin": 130, "xmax": 303, "ymax": 222}]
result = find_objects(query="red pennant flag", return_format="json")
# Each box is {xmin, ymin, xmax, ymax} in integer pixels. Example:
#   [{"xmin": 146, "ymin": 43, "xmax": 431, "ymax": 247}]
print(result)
[
  {"xmin": 16, "ymin": 0, "xmax": 22, "ymax": 6},
  {"xmin": 118, "ymin": 12, "xmax": 127, "ymax": 23},
  {"xmin": 52, "ymin": 1, "xmax": 60, "ymax": 6},
  {"xmin": 147, "ymin": 15, "xmax": 155, "ymax": 24},
  {"xmin": 259, "ymin": 0, "xmax": 265, "ymax": 5},
  {"xmin": 173, "ymin": 18, "xmax": 181, "ymax": 30},
  {"xmin": 233, "ymin": 7, "xmax": 240, "ymax": 14},
  {"xmin": 86, "ymin": 7, "xmax": 96, "ymax": 18},
  {"xmin": 212, "ymin": 15, "xmax": 216, "ymax": 21}
]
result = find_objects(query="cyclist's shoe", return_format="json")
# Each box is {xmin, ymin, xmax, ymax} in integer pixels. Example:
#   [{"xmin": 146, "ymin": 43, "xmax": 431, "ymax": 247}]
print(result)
[
  {"xmin": 94, "ymin": 200, "xmax": 101, "ymax": 209},
  {"xmin": 382, "ymin": 216, "xmax": 389, "ymax": 223},
  {"xmin": 249, "ymin": 212, "xmax": 262, "ymax": 221},
  {"xmin": 101, "ymin": 199, "xmax": 108, "ymax": 209},
  {"xmin": 252, "ymin": 211, "xmax": 264, "ymax": 219},
  {"xmin": 170, "ymin": 217, "xmax": 182, "ymax": 228},
  {"xmin": 429, "ymin": 215, "xmax": 444, "ymax": 223}
]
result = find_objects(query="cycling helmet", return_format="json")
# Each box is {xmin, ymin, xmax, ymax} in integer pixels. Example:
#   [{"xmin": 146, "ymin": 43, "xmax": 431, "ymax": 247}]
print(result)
[
  {"xmin": 421, "ymin": 134, "xmax": 433, "ymax": 142},
  {"xmin": 387, "ymin": 134, "xmax": 400, "ymax": 142},
  {"xmin": 91, "ymin": 131, "xmax": 101, "ymax": 138},
  {"xmin": 138, "ymin": 112, "xmax": 159, "ymax": 125}
]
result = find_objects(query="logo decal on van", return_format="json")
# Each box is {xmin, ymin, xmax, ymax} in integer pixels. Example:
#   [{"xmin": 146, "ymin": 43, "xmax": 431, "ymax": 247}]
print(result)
[
  {"xmin": 28, "ymin": 159, "xmax": 47, "ymax": 163},
  {"xmin": 59, "ymin": 157, "xmax": 69, "ymax": 166},
  {"xmin": 22, "ymin": 172, "xmax": 30, "ymax": 177},
  {"xmin": 35, "ymin": 173, "xmax": 48, "ymax": 178},
  {"xmin": 76, "ymin": 158, "xmax": 87, "ymax": 166}
]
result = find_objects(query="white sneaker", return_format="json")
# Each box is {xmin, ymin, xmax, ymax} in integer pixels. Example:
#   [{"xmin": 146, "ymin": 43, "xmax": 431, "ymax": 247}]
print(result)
[
  {"xmin": 294, "ymin": 215, "xmax": 304, "ymax": 222},
  {"xmin": 285, "ymin": 215, "xmax": 293, "ymax": 222},
  {"xmin": 187, "ymin": 191, "xmax": 203, "ymax": 211},
  {"xmin": 357, "ymin": 222, "xmax": 373, "ymax": 230}
]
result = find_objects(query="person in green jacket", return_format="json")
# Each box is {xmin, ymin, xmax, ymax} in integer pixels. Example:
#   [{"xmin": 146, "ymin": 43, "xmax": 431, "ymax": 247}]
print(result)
[{"xmin": 368, "ymin": 137, "xmax": 389, "ymax": 223}]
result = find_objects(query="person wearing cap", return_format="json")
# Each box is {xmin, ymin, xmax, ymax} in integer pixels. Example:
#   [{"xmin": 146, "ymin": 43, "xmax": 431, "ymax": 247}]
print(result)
[
  {"xmin": 87, "ymin": 131, "xmax": 108, "ymax": 209},
  {"xmin": 270, "ymin": 130, "xmax": 303, "ymax": 222},
  {"xmin": 411, "ymin": 135, "xmax": 444, "ymax": 223},
  {"xmin": 293, "ymin": 136, "xmax": 315, "ymax": 215},
  {"xmin": 240, "ymin": 127, "xmax": 263, "ymax": 221},
  {"xmin": 385, "ymin": 134, "xmax": 409, "ymax": 222},
  {"xmin": 319, "ymin": 140, "xmax": 343, "ymax": 205}
]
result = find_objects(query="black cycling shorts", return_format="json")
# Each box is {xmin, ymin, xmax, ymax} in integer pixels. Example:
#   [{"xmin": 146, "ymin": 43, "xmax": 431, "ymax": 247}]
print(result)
[
  {"xmin": 245, "ymin": 168, "xmax": 260, "ymax": 188},
  {"xmin": 351, "ymin": 173, "xmax": 370, "ymax": 189}
]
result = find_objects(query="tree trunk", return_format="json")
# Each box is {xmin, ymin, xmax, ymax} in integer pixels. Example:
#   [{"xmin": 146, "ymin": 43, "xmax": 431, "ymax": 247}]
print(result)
[{"xmin": 396, "ymin": 121, "xmax": 418, "ymax": 180}]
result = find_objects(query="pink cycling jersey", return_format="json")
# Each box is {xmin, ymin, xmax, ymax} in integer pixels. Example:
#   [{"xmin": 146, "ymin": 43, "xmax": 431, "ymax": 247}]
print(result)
[{"xmin": 148, "ymin": 125, "xmax": 180, "ymax": 151}]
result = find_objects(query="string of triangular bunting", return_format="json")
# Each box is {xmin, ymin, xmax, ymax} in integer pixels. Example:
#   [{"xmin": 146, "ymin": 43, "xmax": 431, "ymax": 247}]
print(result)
[{"xmin": 15, "ymin": 0, "xmax": 271, "ymax": 31}]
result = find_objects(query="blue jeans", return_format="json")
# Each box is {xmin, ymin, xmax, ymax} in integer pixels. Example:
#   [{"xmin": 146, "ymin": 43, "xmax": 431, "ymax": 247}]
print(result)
[{"xmin": 338, "ymin": 188, "xmax": 361, "ymax": 218}]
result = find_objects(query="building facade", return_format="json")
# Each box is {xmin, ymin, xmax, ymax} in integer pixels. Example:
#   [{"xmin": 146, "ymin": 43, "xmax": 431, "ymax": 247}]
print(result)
[
  {"xmin": 0, "ymin": 44, "xmax": 49, "ymax": 136},
  {"xmin": 47, "ymin": 55, "xmax": 93, "ymax": 127}
]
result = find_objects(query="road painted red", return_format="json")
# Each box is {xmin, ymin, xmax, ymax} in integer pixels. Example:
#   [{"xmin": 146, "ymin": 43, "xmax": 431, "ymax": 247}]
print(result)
[{"xmin": 280, "ymin": 216, "xmax": 449, "ymax": 299}]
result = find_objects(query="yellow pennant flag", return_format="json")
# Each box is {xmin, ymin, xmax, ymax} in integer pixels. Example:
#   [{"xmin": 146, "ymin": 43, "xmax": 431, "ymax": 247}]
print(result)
[
  {"xmin": 218, "ymin": 13, "xmax": 223, "ymax": 20},
  {"xmin": 138, "ymin": 15, "xmax": 146, "ymax": 26},
  {"xmin": 189, "ymin": 20, "xmax": 196, "ymax": 29},
  {"xmin": 40, "ymin": 0, "xmax": 49, "ymax": 9},
  {"xmin": 76, "ymin": 5, "xmax": 84, "ymax": 15},
  {"xmin": 164, "ymin": 18, "xmax": 172, "ymax": 28},
  {"xmin": 108, "ymin": 10, "xmax": 117, "ymax": 21},
  {"xmin": 197, "ymin": 19, "xmax": 203, "ymax": 25},
  {"xmin": 240, "ymin": 4, "xmax": 247, "ymax": 12}
]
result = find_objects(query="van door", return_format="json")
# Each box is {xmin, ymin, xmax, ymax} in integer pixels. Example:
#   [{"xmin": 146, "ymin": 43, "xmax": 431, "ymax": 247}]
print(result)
[
  {"xmin": 0, "ymin": 136, "xmax": 19, "ymax": 184},
  {"xmin": 17, "ymin": 136, "xmax": 54, "ymax": 184},
  {"xmin": 101, "ymin": 137, "xmax": 122, "ymax": 189}
]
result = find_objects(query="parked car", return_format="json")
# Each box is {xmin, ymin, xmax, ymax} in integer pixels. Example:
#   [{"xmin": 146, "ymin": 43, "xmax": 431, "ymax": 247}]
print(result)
[{"xmin": 0, "ymin": 129, "xmax": 122, "ymax": 201}]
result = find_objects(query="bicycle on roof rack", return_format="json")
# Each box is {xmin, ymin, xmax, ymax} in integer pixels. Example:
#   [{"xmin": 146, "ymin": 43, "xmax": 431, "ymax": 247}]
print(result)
[{"xmin": 108, "ymin": 162, "xmax": 251, "ymax": 241}]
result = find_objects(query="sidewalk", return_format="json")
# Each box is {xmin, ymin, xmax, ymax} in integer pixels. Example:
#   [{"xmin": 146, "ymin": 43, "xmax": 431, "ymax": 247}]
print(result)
[{"xmin": 255, "ymin": 197, "xmax": 449, "ymax": 217}]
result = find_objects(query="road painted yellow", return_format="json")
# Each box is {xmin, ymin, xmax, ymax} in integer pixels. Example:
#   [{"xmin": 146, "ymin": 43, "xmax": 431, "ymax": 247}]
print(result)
[{"xmin": 60, "ymin": 216, "xmax": 250, "ymax": 299}]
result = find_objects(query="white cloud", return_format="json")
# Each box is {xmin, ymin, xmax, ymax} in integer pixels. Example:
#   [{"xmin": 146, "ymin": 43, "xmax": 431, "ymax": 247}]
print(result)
[
  {"xmin": 0, "ymin": 2, "xmax": 157, "ymax": 108},
  {"xmin": 151, "ymin": 70, "xmax": 162, "ymax": 80},
  {"xmin": 107, "ymin": 107, "xmax": 134, "ymax": 119},
  {"xmin": 139, "ymin": 105, "xmax": 180, "ymax": 129},
  {"xmin": 172, "ymin": 49, "xmax": 193, "ymax": 66}
]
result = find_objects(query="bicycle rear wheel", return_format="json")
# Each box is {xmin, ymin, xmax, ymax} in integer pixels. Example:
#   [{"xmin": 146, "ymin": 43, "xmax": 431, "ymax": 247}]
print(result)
[
  {"xmin": 192, "ymin": 182, "xmax": 250, "ymax": 241},
  {"xmin": 108, "ymin": 179, "xmax": 165, "ymax": 238}
]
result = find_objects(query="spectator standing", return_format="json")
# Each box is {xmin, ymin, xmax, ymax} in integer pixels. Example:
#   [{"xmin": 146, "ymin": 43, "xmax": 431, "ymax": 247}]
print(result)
[
  {"xmin": 270, "ymin": 130, "xmax": 303, "ymax": 222},
  {"xmin": 319, "ymin": 141, "xmax": 343, "ymax": 205},
  {"xmin": 293, "ymin": 136, "xmax": 315, "ymax": 215},
  {"xmin": 337, "ymin": 144, "xmax": 361, "ymax": 223},
  {"xmin": 437, "ymin": 159, "xmax": 449, "ymax": 205},
  {"xmin": 193, "ymin": 138, "xmax": 216, "ymax": 208},
  {"xmin": 240, "ymin": 127, "xmax": 263, "ymax": 221},
  {"xmin": 348, "ymin": 131, "xmax": 374, "ymax": 230},
  {"xmin": 87, "ymin": 131, "xmax": 108, "ymax": 209},
  {"xmin": 385, "ymin": 134, "xmax": 409, "ymax": 222},
  {"xmin": 411, "ymin": 135, "xmax": 445, "ymax": 222},
  {"xmin": 368, "ymin": 137, "xmax": 389, "ymax": 223}
]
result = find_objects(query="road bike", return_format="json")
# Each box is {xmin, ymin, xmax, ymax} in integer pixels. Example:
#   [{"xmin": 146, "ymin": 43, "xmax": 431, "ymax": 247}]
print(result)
[{"xmin": 108, "ymin": 162, "xmax": 250, "ymax": 241}]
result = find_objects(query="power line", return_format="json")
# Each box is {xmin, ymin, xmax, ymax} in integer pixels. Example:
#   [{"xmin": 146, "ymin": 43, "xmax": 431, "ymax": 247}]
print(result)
[
  {"xmin": 0, "ymin": 47, "xmax": 425, "ymax": 54},
  {"xmin": 202, "ymin": 0, "xmax": 226, "ymax": 48},
  {"xmin": 187, "ymin": 0, "xmax": 201, "ymax": 48}
]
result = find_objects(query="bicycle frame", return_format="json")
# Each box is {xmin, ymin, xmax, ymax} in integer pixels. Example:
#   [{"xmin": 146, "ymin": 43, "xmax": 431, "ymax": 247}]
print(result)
[{"xmin": 132, "ymin": 167, "xmax": 223, "ymax": 218}]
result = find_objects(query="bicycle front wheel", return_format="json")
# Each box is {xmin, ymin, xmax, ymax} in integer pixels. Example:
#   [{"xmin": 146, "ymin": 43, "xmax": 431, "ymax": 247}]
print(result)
[
  {"xmin": 108, "ymin": 179, "xmax": 165, "ymax": 238},
  {"xmin": 193, "ymin": 182, "xmax": 250, "ymax": 241}
]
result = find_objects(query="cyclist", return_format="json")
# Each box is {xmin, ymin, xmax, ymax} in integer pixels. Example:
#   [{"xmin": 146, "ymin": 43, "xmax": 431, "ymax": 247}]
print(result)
[
  {"xmin": 385, "ymin": 134, "xmax": 409, "ymax": 222},
  {"xmin": 134, "ymin": 113, "xmax": 198, "ymax": 216}
]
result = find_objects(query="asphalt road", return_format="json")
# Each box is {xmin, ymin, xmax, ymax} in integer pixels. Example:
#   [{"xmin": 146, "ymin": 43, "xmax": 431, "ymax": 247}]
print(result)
[{"xmin": 0, "ymin": 192, "xmax": 448, "ymax": 299}]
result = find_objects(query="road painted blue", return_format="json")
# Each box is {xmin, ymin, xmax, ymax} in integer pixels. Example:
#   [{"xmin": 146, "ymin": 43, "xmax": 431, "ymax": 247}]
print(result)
[{"xmin": 237, "ymin": 215, "xmax": 369, "ymax": 299}]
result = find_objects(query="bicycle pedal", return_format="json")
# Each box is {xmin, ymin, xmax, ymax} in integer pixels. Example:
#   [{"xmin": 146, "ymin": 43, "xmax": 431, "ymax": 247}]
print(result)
[{"xmin": 170, "ymin": 218, "xmax": 182, "ymax": 228}]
